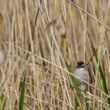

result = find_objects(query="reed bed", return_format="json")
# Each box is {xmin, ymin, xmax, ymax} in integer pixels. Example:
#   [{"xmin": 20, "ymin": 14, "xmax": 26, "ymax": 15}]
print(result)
[{"xmin": 0, "ymin": 0, "xmax": 110, "ymax": 109}]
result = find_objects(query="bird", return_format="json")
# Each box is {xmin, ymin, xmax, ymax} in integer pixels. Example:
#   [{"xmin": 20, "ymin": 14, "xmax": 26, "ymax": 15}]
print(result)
[
  {"xmin": 73, "ymin": 61, "xmax": 93, "ymax": 109},
  {"xmin": 74, "ymin": 61, "xmax": 92, "ymax": 85}
]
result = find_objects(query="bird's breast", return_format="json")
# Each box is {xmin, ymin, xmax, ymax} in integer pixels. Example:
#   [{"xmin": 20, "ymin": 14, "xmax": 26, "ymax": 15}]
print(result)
[{"xmin": 74, "ymin": 68, "xmax": 89, "ymax": 82}]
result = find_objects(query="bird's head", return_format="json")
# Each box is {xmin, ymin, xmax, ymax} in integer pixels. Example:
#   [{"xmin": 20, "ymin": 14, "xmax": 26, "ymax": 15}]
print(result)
[{"xmin": 76, "ymin": 61, "xmax": 86, "ymax": 68}]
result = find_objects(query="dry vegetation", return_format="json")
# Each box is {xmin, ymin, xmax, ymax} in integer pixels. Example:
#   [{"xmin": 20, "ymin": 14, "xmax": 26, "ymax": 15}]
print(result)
[{"xmin": 0, "ymin": 0, "xmax": 110, "ymax": 109}]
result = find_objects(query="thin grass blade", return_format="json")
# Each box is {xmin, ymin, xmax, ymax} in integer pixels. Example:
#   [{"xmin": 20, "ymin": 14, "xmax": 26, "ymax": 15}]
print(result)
[
  {"xmin": 19, "ymin": 74, "xmax": 26, "ymax": 110},
  {"xmin": 65, "ymin": 62, "xmax": 83, "ymax": 97},
  {"xmin": 75, "ymin": 96, "xmax": 78, "ymax": 110}
]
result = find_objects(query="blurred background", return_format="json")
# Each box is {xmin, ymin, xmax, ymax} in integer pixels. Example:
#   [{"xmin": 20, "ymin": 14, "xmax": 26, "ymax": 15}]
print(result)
[{"xmin": 0, "ymin": 0, "xmax": 110, "ymax": 109}]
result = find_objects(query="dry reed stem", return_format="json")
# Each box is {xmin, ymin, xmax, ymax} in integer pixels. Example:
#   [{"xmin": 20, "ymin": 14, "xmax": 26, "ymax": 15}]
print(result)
[{"xmin": 0, "ymin": 0, "xmax": 110, "ymax": 109}]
